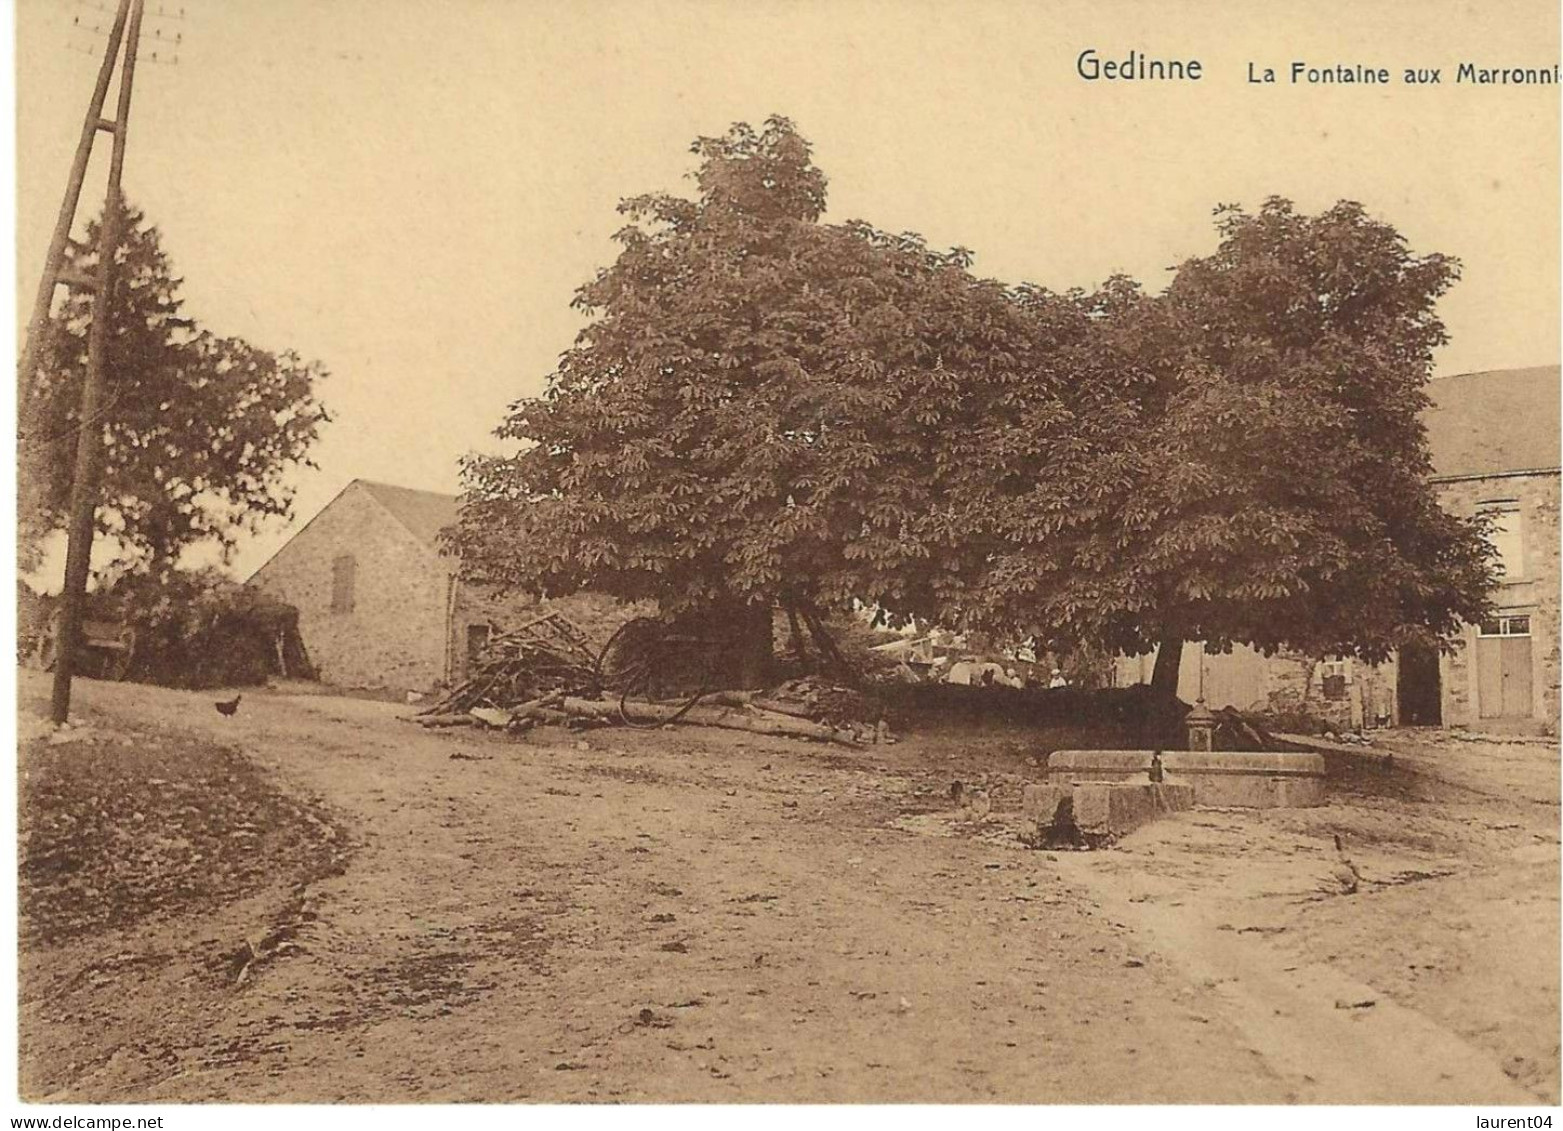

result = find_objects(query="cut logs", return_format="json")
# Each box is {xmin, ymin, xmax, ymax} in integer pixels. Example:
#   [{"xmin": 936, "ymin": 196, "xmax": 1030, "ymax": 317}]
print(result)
[{"xmin": 559, "ymin": 697, "xmax": 865, "ymax": 747}]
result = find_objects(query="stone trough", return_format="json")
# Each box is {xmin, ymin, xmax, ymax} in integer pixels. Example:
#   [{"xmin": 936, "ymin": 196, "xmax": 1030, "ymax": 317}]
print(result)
[
  {"xmin": 1045, "ymin": 749, "xmax": 1329, "ymax": 809},
  {"xmin": 1021, "ymin": 780, "xmax": 1195, "ymax": 847}
]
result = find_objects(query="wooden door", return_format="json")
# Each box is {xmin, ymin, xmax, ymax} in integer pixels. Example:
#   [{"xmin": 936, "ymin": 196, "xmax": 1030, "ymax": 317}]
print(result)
[
  {"xmin": 1478, "ymin": 632, "xmax": 1533, "ymax": 718},
  {"xmin": 1478, "ymin": 637, "xmax": 1503, "ymax": 718},
  {"xmin": 1501, "ymin": 636, "xmax": 1533, "ymax": 717}
]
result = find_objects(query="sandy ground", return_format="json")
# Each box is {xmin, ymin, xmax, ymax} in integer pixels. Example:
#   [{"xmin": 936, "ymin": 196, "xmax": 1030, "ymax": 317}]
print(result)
[{"xmin": 16, "ymin": 672, "xmax": 1559, "ymax": 1104}]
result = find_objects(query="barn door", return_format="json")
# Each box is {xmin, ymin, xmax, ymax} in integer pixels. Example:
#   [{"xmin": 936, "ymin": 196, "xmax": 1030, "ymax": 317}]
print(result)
[
  {"xmin": 1477, "ymin": 637, "xmax": 1503, "ymax": 718},
  {"xmin": 1501, "ymin": 636, "xmax": 1533, "ymax": 717},
  {"xmin": 1478, "ymin": 614, "xmax": 1533, "ymax": 719}
]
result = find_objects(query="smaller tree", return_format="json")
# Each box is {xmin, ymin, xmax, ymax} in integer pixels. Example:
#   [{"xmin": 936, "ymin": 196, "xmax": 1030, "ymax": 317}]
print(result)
[
  {"xmin": 967, "ymin": 198, "xmax": 1497, "ymax": 694},
  {"xmin": 20, "ymin": 205, "xmax": 331, "ymax": 575}
]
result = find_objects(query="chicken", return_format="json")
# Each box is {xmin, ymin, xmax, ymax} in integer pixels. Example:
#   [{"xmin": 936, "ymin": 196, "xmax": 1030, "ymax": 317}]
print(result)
[
  {"xmin": 214, "ymin": 694, "xmax": 242, "ymax": 717},
  {"xmin": 1330, "ymin": 832, "xmax": 1361, "ymax": 894}
]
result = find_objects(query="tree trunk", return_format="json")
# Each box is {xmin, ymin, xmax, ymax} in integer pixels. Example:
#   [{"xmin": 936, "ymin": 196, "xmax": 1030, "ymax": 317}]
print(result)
[
  {"xmin": 677, "ymin": 600, "xmax": 774, "ymax": 690},
  {"xmin": 1145, "ymin": 633, "xmax": 1188, "ymax": 749},
  {"xmin": 1150, "ymin": 634, "xmax": 1185, "ymax": 700},
  {"xmin": 785, "ymin": 605, "xmax": 809, "ymax": 662},
  {"xmin": 800, "ymin": 605, "xmax": 856, "ymax": 684},
  {"xmin": 732, "ymin": 602, "xmax": 775, "ymax": 689}
]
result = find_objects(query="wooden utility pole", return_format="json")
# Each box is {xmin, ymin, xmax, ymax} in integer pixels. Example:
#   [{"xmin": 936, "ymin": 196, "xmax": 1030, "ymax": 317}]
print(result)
[
  {"xmin": 15, "ymin": 0, "xmax": 133, "ymax": 412},
  {"xmin": 48, "ymin": 0, "xmax": 148, "ymax": 725}
]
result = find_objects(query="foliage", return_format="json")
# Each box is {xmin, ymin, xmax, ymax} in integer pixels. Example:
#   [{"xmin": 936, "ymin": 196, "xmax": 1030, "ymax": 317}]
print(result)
[
  {"xmin": 965, "ymin": 198, "xmax": 1497, "ymax": 668},
  {"xmin": 456, "ymin": 121, "xmax": 1495, "ymax": 678},
  {"xmin": 109, "ymin": 566, "xmax": 307, "ymax": 689},
  {"xmin": 451, "ymin": 116, "xmax": 1079, "ymax": 628},
  {"xmin": 20, "ymin": 205, "xmax": 330, "ymax": 572}
]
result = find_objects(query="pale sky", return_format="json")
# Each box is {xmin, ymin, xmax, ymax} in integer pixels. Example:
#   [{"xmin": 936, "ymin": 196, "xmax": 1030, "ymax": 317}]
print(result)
[{"xmin": 14, "ymin": 0, "xmax": 1561, "ymax": 584}]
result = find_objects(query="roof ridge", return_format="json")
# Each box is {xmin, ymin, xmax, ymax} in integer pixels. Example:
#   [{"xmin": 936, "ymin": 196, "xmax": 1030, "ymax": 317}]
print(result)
[
  {"xmin": 355, "ymin": 479, "xmax": 460, "ymax": 552},
  {"xmin": 1436, "ymin": 363, "xmax": 1560, "ymax": 380},
  {"xmin": 355, "ymin": 478, "xmax": 458, "ymax": 502}
]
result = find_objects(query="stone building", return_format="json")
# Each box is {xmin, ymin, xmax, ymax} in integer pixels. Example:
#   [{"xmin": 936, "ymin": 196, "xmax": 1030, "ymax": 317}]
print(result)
[
  {"xmin": 1115, "ymin": 365, "xmax": 1561, "ymax": 733},
  {"xmin": 247, "ymin": 479, "xmax": 629, "ymax": 693},
  {"xmin": 1420, "ymin": 366, "xmax": 1560, "ymax": 730}
]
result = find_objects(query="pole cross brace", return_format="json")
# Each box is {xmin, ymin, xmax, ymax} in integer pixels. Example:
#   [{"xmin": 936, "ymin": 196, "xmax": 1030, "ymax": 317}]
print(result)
[{"xmin": 57, "ymin": 269, "xmax": 99, "ymax": 292}]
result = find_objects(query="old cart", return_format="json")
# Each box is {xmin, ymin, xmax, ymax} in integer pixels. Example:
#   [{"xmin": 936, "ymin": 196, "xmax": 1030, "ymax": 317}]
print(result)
[{"xmin": 34, "ymin": 608, "xmax": 137, "ymax": 681}]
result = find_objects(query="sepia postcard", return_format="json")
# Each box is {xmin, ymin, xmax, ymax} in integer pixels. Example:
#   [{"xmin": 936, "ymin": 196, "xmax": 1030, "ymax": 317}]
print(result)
[{"xmin": 8, "ymin": 0, "xmax": 1561, "ymax": 1124}]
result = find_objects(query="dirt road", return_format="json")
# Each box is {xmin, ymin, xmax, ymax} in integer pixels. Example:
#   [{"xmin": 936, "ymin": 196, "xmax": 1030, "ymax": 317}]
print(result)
[{"xmin": 17, "ymin": 674, "xmax": 1558, "ymax": 1103}]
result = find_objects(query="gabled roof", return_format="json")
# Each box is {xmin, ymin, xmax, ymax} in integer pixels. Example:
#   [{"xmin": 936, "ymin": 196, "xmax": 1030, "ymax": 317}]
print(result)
[
  {"xmin": 1424, "ymin": 365, "xmax": 1561, "ymax": 480},
  {"xmin": 356, "ymin": 480, "xmax": 460, "ymax": 551},
  {"xmin": 245, "ymin": 478, "xmax": 460, "ymax": 583}
]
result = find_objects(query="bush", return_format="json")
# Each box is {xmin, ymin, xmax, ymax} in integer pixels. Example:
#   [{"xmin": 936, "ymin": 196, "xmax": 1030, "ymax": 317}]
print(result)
[{"xmin": 108, "ymin": 567, "xmax": 310, "ymax": 689}]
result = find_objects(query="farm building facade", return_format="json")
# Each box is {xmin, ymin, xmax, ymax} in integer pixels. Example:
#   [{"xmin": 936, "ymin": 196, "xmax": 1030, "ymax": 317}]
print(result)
[
  {"xmin": 1115, "ymin": 366, "xmax": 1562, "ymax": 733},
  {"xmin": 247, "ymin": 479, "xmax": 627, "ymax": 693}
]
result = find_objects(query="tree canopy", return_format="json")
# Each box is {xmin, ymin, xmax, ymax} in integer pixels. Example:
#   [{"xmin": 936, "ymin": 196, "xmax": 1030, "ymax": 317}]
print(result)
[
  {"xmin": 454, "ymin": 120, "xmax": 1496, "ymax": 681},
  {"xmin": 20, "ymin": 206, "xmax": 331, "ymax": 574},
  {"xmin": 451, "ymin": 116, "xmax": 1086, "ymax": 626},
  {"xmin": 967, "ymin": 198, "xmax": 1495, "ymax": 686}
]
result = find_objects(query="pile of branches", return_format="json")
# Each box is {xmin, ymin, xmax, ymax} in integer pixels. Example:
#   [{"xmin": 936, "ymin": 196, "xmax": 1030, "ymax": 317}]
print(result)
[
  {"xmin": 414, "ymin": 615, "xmax": 890, "ymax": 749},
  {"xmin": 417, "ymin": 611, "xmax": 597, "ymax": 720}
]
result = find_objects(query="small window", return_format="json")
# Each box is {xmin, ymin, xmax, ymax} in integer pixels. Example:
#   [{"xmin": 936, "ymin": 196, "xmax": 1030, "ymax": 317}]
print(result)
[
  {"xmin": 1319, "ymin": 657, "xmax": 1351, "ymax": 701},
  {"xmin": 1479, "ymin": 614, "xmax": 1532, "ymax": 638},
  {"xmin": 331, "ymin": 554, "xmax": 356, "ymax": 614}
]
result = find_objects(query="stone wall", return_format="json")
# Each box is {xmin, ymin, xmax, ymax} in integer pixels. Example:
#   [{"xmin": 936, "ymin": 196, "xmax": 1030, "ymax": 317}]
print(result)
[
  {"xmin": 1115, "ymin": 644, "xmax": 1398, "ymax": 731},
  {"xmin": 1260, "ymin": 650, "xmax": 1398, "ymax": 731},
  {"xmin": 250, "ymin": 482, "xmax": 451, "ymax": 691},
  {"xmin": 1434, "ymin": 472, "xmax": 1561, "ymax": 730}
]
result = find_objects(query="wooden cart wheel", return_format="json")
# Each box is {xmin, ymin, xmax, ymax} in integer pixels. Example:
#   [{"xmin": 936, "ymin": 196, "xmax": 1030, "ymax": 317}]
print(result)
[
  {"xmin": 594, "ymin": 617, "xmax": 666, "ymax": 691},
  {"xmin": 595, "ymin": 619, "xmax": 719, "ymax": 729},
  {"xmin": 618, "ymin": 635, "xmax": 717, "ymax": 729}
]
